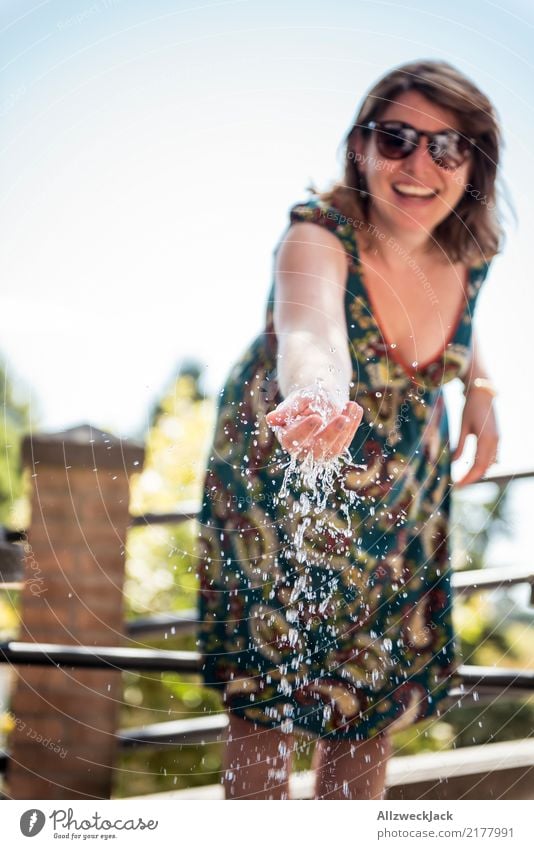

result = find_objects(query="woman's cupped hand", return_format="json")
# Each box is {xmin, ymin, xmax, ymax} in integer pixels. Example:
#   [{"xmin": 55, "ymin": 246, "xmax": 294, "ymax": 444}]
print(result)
[{"xmin": 265, "ymin": 384, "xmax": 364, "ymax": 463}]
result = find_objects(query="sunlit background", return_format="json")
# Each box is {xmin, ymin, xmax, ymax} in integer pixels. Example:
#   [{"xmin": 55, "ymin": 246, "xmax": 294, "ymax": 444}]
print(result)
[
  {"xmin": 0, "ymin": 0, "xmax": 531, "ymax": 454},
  {"xmin": 2, "ymin": 0, "xmax": 533, "ymax": 585},
  {"xmin": 1, "ymin": 0, "xmax": 534, "ymax": 801}
]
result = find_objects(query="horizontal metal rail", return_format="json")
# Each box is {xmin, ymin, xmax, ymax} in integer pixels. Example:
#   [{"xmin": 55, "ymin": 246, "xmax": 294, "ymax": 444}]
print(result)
[
  {"xmin": 2, "ymin": 467, "xmax": 532, "ymax": 589},
  {"xmin": 125, "ymin": 468, "xmax": 534, "ymax": 530},
  {"xmin": 2, "ymin": 467, "xmax": 532, "ymax": 553},
  {"xmin": 124, "ymin": 567, "xmax": 534, "ymax": 639},
  {"xmin": 114, "ymin": 666, "xmax": 534, "ymax": 749},
  {"xmin": 129, "ymin": 502, "xmax": 200, "ymax": 528},
  {"xmin": 4, "ymin": 567, "xmax": 533, "ymax": 638},
  {"xmin": 118, "ymin": 714, "xmax": 229, "ymax": 748},
  {"xmin": 7, "ymin": 565, "xmax": 534, "ymax": 618},
  {"xmin": 0, "ymin": 642, "xmax": 201, "ymax": 673},
  {"xmin": 6, "ymin": 566, "xmax": 534, "ymax": 616},
  {"xmin": 116, "ymin": 667, "xmax": 534, "ymax": 750},
  {"xmin": 452, "ymin": 565, "xmax": 534, "ymax": 604},
  {"xmin": 0, "ymin": 534, "xmax": 25, "ymax": 587},
  {"xmin": 125, "ymin": 610, "xmax": 198, "ymax": 637},
  {"xmin": 3, "ymin": 564, "xmax": 531, "ymax": 640},
  {"xmin": 471, "ymin": 468, "xmax": 534, "ymax": 487},
  {"xmin": 454, "ymin": 664, "xmax": 534, "ymax": 692},
  {"xmin": 2, "ymin": 641, "xmax": 534, "ymax": 693},
  {"xmin": 2, "ymin": 639, "xmax": 533, "ymax": 696},
  {"xmin": 3, "ymin": 531, "xmax": 26, "ymax": 544}
]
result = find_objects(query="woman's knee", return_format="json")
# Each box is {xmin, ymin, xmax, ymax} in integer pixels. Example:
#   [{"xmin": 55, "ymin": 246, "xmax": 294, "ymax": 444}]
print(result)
[{"xmin": 226, "ymin": 711, "xmax": 294, "ymax": 760}]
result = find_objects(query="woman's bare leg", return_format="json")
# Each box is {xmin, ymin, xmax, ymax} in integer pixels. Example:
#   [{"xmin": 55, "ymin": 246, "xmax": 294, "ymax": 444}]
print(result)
[
  {"xmin": 312, "ymin": 730, "xmax": 392, "ymax": 799},
  {"xmin": 222, "ymin": 712, "xmax": 295, "ymax": 799}
]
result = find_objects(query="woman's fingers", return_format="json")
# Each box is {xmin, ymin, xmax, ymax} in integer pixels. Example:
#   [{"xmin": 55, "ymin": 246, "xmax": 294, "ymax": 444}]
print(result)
[
  {"xmin": 311, "ymin": 414, "xmax": 348, "ymax": 461},
  {"xmin": 277, "ymin": 414, "xmax": 324, "ymax": 456},
  {"xmin": 276, "ymin": 413, "xmax": 344, "ymax": 461},
  {"xmin": 265, "ymin": 384, "xmax": 346, "ymax": 429},
  {"xmin": 323, "ymin": 417, "xmax": 351, "ymax": 460},
  {"xmin": 266, "ymin": 406, "xmax": 296, "ymax": 427},
  {"xmin": 265, "ymin": 395, "xmax": 319, "ymax": 427},
  {"xmin": 322, "ymin": 402, "xmax": 363, "ymax": 460},
  {"xmin": 343, "ymin": 400, "xmax": 364, "ymax": 429},
  {"xmin": 266, "ymin": 396, "xmax": 365, "ymax": 463}
]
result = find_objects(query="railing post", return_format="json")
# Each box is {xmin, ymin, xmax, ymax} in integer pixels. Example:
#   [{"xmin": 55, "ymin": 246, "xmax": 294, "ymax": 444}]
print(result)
[{"xmin": 6, "ymin": 424, "xmax": 144, "ymax": 799}]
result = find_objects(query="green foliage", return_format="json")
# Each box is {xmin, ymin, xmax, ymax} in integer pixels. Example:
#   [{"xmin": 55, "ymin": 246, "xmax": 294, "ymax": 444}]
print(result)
[
  {"xmin": 129, "ymin": 370, "xmax": 215, "ymax": 516},
  {"xmin": 0, "ymin": 357, "xmax": 34, "ymax": 527},
  {"xmin": 388, "ymin": 717, "xmax": 456, "ymax": 756},
  {"xmin": 391, "ymin": 485, "xmax": 534, "ymax": 758},
  {"xmin": 0, "ymin": 358, "xmax": 34, "ymax": 758},
  {"xmin": 0, "ymin": 590, "xmax": 20, "ymax": 641},
  {"xmin": 451, "ymin": 484, "xmax": 512, "ymax": 572},
  {"xmin": 114, "ymin": 636, "xmax": 225, "ymax": 798}
]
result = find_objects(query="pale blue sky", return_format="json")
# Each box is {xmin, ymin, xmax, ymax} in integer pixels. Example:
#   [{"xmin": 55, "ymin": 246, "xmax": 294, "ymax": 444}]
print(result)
[{"xmin": 0, "ymin": 0, "xmax": 532, "ymax": 479}]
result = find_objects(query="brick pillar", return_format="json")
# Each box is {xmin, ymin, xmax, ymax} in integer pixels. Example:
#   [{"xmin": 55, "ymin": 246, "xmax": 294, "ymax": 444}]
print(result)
[{"xmin": 6, "ymin": 424, "xmax": 144, "ymax": 799}]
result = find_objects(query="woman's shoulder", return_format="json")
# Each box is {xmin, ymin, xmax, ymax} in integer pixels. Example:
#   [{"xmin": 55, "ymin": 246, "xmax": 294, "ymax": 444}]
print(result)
[
  {"xmin": 280, "ymin": 193, "xmax": 363, "ymax": 269},
  {"xmin": 288, "ymin": 194, "xmax": 348, "ymax": 232}
]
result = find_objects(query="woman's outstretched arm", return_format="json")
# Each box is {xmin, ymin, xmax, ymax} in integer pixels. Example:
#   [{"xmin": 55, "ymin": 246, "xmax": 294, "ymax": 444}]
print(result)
[
  {"xmin": 273, "ymin": 221, "xmax": 352, "ymax": 410},
  {"xmin": 266, "ymin": 220, "xmax": 362, "ymax": 461}
]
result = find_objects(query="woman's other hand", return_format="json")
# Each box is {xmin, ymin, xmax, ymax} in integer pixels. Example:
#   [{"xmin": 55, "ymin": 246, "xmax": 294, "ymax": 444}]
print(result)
[
  {"xmin": 452, "ymin": 389, "xmax": 500, "ymax": 488},
  {"xmin": 265, "ymin": 385, "xmax": 364, "ymax": 462}
]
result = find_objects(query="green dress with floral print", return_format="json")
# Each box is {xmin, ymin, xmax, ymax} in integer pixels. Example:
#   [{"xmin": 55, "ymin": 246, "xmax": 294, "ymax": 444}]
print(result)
[{"xmin": 196, "ymin": 196, "xmax": 492, "ymax": 741}]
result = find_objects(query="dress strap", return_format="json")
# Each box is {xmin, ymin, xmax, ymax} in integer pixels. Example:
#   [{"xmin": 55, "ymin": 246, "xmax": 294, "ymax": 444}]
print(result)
[
  {"xmin": 452, "ymin": 256, "xmax": 493, "ymax": 352},
  {"xmin": 284, "ymin": 196, "xmax": 360, "ymax": 269},
  {"xmin": 467, "ymin": 256, "xmax": 493, "ymax": 301}
]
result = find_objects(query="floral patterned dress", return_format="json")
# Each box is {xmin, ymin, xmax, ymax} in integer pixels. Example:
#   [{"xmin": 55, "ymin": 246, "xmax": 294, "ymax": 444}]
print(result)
[{"xmin": 196, "ymin": 196, "xmax": 492, "ymax": 741}]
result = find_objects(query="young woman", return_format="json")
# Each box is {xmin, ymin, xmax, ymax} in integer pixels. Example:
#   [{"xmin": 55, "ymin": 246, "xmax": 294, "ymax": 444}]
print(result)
[{"xmin": 196, "ymin": 59, "xmax": 504, "ymax": 800}]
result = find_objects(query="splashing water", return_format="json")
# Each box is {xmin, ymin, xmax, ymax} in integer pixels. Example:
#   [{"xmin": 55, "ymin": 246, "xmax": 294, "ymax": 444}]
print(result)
[
  {"xmin": 272, "ymin": 380, "xmax": 363, "ymax": 506},
  {"xmin": 273, "ymin": 413, "xmax": 366, "ymax": 571},
  {"xmin": 273, "ymin": 393, "xmax": 367, "ymax": 725},
  {"xmin": 266, "ymin": 384, "xmax": 368, "ymax": 716}
]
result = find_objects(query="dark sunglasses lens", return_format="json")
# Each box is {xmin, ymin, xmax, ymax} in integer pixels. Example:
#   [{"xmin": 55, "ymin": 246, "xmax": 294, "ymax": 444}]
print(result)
[
  {"xmin": 375, "ymin": 124, "xmax": 416, "ymax": 159},
  {"xmin": 429, "ymin": 134, "xmax": 470, "ymax": 168}
]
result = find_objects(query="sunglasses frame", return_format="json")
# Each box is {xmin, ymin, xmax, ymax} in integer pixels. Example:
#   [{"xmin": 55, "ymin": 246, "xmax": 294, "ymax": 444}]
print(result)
[{"xmin": 364, "ymin": 119, "xmax": 476, "ymax": 170}]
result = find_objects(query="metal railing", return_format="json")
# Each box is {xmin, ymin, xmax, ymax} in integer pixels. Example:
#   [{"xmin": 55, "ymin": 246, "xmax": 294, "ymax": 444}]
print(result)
[{"xmin": 1, "ymin": 467, "xmax": 533, "ymax": 769}]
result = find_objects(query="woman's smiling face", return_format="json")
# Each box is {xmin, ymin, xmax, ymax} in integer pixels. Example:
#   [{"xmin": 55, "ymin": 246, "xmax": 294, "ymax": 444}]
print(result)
[{"xmin": 353, "ymin": 89, "xmax": 473, "ymax": 240}]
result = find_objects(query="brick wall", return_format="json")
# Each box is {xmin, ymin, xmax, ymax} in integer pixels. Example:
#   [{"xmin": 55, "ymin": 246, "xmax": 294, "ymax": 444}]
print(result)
[{"xmin": 6, "ymin": 424, "xmax": 144, "ymax": 799}]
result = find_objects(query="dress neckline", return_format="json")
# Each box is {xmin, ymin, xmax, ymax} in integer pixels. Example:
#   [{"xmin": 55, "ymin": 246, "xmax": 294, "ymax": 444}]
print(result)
[{"xmin": 348, "ymin": 225, "xmax": 473, "ymax": 380}]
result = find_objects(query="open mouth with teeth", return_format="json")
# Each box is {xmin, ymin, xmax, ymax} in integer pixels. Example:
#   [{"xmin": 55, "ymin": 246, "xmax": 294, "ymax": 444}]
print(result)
[{"xmin": 392, "ymin": 182, "xmax": 438, "ymax": 199}]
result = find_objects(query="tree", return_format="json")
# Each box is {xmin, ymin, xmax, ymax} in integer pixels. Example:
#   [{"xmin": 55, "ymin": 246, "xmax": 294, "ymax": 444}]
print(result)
[
  {"xmin": 0, "ymin": 356, "xmax": 35, "ymax": 528},
  {"xmin": 115, "ymin": 359, "xmax": 221, "ymax": 797}
]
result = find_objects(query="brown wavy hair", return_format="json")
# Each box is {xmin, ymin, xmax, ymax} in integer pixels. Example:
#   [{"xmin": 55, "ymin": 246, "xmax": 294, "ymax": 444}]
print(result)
[{"xmin": 310, "ymin": 59, "xmax": 508, "ymax": 265}]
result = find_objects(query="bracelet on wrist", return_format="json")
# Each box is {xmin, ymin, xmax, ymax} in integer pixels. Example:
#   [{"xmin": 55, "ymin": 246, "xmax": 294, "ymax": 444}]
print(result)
[{"xmin": 463, "ymin": 377, "xmax": 498, "ymax": 398}]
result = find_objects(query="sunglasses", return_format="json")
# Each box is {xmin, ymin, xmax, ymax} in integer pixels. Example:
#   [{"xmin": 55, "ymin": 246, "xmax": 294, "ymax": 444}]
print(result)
[{"xmin": 363, "ymin": 120, "xmax": 476, "ymax": 170}]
